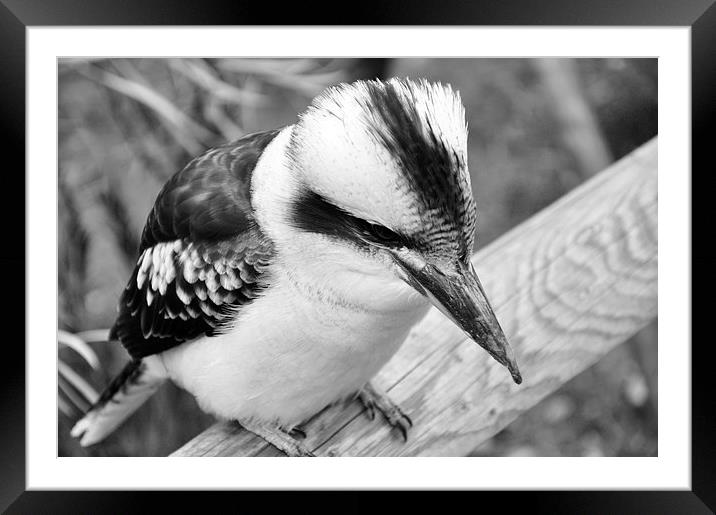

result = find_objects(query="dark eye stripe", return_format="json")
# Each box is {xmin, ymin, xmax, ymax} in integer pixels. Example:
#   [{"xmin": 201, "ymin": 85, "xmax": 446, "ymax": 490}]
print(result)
[
  {"xmin": 368, "ymin": 223, "xmax": 402, "ymax": 245},
  {"xmin": 289, "ymin": 189, "xmax": 410, "ymax": 249}
]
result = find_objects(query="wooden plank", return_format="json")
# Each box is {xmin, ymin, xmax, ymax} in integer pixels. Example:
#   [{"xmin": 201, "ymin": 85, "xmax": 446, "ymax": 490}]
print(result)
[{"xmin": 172, "ymin": 137, "xmax": 658, "ymax": 457}]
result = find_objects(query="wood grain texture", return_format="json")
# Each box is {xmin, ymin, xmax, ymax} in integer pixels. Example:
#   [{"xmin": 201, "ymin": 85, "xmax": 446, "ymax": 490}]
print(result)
[{"xmin": 171, "ymin": 138, "xmax": 658, "ymax": 457}]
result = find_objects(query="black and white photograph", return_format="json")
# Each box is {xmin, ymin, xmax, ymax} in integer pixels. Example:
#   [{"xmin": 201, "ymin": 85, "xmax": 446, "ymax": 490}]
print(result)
[
  {"xmin": 1, "ymin": 0, "xmax": 714, "ymax": 509},
  {"xmin": 0, "ymin": 1, "xmax": 704, "ymax": 506},
  {"xmin": 56, "ymin": 57, "xmax": 659, "ymax": 458}
]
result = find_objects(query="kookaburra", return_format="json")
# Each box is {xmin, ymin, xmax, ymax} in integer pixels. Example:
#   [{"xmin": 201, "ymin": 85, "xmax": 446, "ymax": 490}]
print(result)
[{"xmin": 71, "ymin": 78, "xmax": 522, "ymax": 456}]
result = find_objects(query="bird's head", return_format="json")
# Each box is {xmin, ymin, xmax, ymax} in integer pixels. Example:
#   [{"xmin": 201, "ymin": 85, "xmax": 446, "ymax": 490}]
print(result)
[{"xmin": 253, "ymin": 78, "xmax": 521, "ymax": 384}]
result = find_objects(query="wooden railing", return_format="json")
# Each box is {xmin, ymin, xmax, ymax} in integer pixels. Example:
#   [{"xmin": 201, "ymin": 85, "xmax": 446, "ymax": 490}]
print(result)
[{"xmin": 171, "ymin": 138, "xmax": 658, "ymax": 457}]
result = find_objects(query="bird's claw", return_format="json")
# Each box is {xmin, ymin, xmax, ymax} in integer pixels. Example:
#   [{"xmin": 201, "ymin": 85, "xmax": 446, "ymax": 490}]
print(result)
[
  {"xmin": 385, "ymin": 405, "xmax": 412, "ymax": 442},
  {"xmin": 358, "ymin": 383, "xmax": 413, "ymax": 442},
  {"xmin": 240, "ymin": 419, "xmax": 315, "ymax": 457}
]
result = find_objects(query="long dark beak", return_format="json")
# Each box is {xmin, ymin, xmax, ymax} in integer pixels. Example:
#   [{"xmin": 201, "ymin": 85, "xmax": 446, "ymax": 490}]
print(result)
[{"xmin": 392, "ymin": 252, "xmax": 522, "ymax": 384}]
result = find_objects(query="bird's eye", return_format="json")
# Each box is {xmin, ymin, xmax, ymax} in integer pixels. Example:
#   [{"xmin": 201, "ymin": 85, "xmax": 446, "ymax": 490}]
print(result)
[{"xmin": 368, "ymin": 223, "xmax": 402, "ymax": 245}]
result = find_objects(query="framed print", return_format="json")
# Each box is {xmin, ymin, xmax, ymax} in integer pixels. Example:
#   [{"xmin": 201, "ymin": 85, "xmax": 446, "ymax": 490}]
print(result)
[{"xmin": 2, "ymin": 0, "xmax": 711, "ymax": 511}]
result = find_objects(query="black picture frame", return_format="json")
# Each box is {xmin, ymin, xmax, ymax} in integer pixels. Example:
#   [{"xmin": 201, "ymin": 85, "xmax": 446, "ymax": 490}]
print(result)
[{"xmin": 2, "ymin": 0, "xmax": 710, "ymax": 512}]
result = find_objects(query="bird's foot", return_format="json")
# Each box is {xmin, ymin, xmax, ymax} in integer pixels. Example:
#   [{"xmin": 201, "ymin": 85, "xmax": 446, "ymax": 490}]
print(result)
[
  {"xmin": 239, "ymin": 419, "xmax": 315, "ymax": 457},
  {"xmin": 358, "ymin": 383, "xmax": 413, "ymax": 442}
]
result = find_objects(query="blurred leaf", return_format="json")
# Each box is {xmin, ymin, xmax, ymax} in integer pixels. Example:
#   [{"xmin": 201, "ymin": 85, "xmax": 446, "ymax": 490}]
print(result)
[
  {"xmin": 58, "ymin": 329, "xmax": 100, "ymax": 370},
  {"xmin": 76, "ymin": 329, "xmax": 111, "ymax": 344},
  {"xmin": 58, "ymin": 395, "xmax": 75, "ymax": 418},
  {"xmin": 58, "ymin": 178, "xmax": 89, "ymax": 329},
  {"xmin": 59, "ymin": 361, "xmax": 100, "ymax": 405},
  {"xmin": 58, "ymin": 373, "xmax": 91, "ymax": 414},
  {"xmin": 217, "ymin": 58, "xmax": 346, "ymax": 97},
  {"xmin": 99, "ymin": 186, "xmax": 140, "ymax": 264},
  {"xmin": 88, "ymin": 65, "xmax": 215, "ymax": 155},
  {"xmin": 60, "ymin": 57, "xmax": 109, "ymax": 67},
  {"xmin": 202, "ymin": 96, "xmax": 244, "ymax": 141},
  {"xmin": 169, "ymin": 59, "xmax": 268, "ymax": 106}
]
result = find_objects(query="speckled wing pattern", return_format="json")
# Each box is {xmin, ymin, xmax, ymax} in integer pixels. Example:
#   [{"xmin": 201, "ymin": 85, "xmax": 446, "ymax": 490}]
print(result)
[{"xmin": 110, "ymin": 129, "xmax": 279, "ymax": 360}]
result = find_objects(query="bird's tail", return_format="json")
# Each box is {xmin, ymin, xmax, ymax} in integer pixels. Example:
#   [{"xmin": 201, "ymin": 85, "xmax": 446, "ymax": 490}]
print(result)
[{"xmin": 70, "ymin": 355, "xmax": 167, "ymax": 447}]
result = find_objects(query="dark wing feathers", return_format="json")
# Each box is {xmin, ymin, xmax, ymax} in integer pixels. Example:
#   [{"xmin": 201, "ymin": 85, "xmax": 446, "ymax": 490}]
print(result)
[
  {"xmin": 140, "ymin": 129, "xmax": 280, "ymax": 250},
  {"xmin": 110, "ymin": 129, "xmax": 280, "ymax": 360}
]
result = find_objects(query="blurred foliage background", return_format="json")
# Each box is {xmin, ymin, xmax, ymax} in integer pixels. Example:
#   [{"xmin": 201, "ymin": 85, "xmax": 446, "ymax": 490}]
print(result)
[{"xmin": 58, "ymin": 58, "xmax": 657, "ymax": 457}]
